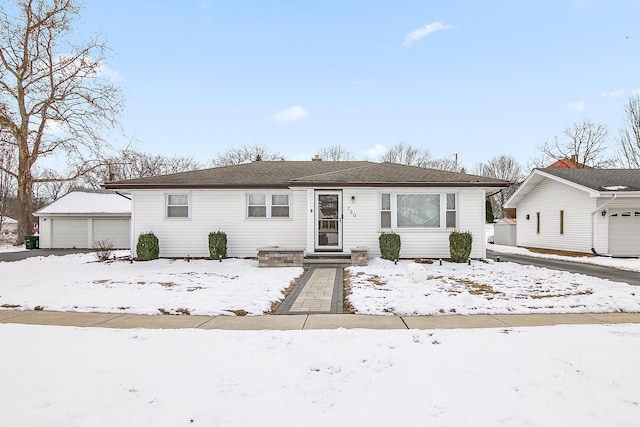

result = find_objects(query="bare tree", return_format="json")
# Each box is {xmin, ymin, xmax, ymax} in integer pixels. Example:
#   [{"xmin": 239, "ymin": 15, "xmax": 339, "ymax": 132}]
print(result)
[
  {"xmin": 34, "ymin": 169, "xmax": 69, "ymax": 203},
  {"xmin": 210, "ymin": 145, "xmax": 284, "ymax": 167},
  {"xmin": 80, "ymin": 148, "xmax": 202, "ymax": 188},
  {"xmin": 317, "ymin": 144, "xmax": 354, "ymax": 161},
  {"xmin": 0, "ymin": 0, "xmax": 124, "ymax": 241},
  {"xmin": 533, "ymin": 119, "xmax": 612, "ymax": 168},
  {"xmin": 474, "ymin": 155, "xmax": 523, "ymax": 219},
  {"xmin": 617, "ymin": 93, "xmax": 640, "ymax": 168},
  {"xmin": 426, "ymin": 157, "xmax": 463, "ymax": 172},
  {"xmin": 381, "ymin": 142, "xmax": 431, "ymax": 167}
]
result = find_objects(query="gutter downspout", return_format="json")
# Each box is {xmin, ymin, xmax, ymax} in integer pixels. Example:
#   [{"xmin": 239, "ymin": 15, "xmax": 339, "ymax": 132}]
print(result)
[{"xmin": 591, "ymin": 194, "xmax": 616, "ymax": 256}]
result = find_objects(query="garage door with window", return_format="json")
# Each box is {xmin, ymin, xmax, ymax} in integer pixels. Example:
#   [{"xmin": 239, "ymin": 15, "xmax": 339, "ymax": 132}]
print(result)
[{"xmin": 609, "ymin": 211, "xmax": 640, "ymax": 256}]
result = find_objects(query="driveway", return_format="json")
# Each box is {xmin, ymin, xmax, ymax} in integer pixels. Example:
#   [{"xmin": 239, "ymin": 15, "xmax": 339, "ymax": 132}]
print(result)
[
  {"xmin": 486, "ymin": 249, "xmax": 640, "ymax": 286},
  {"xmin": 0, "ymin": 249, "xmax": 95, "ymax": 262}
]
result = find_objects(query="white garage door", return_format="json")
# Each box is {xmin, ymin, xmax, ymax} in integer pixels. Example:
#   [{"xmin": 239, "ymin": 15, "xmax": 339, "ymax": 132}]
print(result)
[
  {"xmin": 51, "ymin": 218, "xmax": 88, "ymax": 248},
  {"xmin": 609, "ymin": 211, "xmax": 640, "ymax": 256},
  {"xmin": 93, "ymin": 219, "xmax": 130, "ymax": 249}
]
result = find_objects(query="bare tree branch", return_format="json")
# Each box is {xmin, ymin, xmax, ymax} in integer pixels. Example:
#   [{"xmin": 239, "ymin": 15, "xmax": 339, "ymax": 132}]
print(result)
[
  {"xmin": 0, "ymin": 0, "xmax": 124, "ymax": 240},
  {"xmin": 617, "ymin": 94, "xmax": 640, "ymax": 168},
  {"xmin": 317, "ymin": 144, "xmax": 355, "ymax": 161},
  {"xmin": 210, "ymin": 145, "xmax": 285, "ymax": 167},
  {"xmin": 381, "ymin": 142, "xmax": 431, "ymax": 167}
]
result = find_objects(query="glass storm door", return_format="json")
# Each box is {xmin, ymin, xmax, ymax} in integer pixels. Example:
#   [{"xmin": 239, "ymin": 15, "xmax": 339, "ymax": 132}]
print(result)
[{"xmin": 315, "ymin": 191, "xmax": 342, "ymax": 251}]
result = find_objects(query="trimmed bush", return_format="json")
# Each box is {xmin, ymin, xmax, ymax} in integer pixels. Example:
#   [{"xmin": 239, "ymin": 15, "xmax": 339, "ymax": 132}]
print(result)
[
  {"xmin": 136, "ymin": 232, "xmax": 159, "ymax": 261},
  {"xmin": 209, "ymin": 231, "xmax": 227, "ymax": 260},
  {"xmin": 379, "ymin": 232, "xmax": 401, "ymax": 261},
  {"xmin": 449, "ymin": 230, "xmax": 473, "ymax": 263}
]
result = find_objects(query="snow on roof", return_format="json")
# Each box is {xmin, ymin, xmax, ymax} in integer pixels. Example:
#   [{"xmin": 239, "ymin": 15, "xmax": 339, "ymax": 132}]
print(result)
[
  {"xmin": 0, "ymin": 216, "xmax": 17, "ymax": 224},
  {"xmin": 602, "ymin": 185, "xmax": 628, "ymax": 191},
  {"xmin": 34, "ymin": 192, "xmax": 131, "ymax": 215}
]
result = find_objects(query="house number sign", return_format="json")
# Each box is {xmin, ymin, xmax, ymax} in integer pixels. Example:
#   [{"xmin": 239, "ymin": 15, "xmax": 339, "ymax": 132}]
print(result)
[{"xmin": 346, "ymin": 206, "xmax": 356, "ymax": 217}]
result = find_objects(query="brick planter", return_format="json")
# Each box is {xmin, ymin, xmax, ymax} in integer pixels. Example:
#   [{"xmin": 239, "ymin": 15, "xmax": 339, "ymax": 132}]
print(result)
[
  {"xmin": 350, "ymin": 247, "xmax": 368, "ymax": 266},
  {"xmin": 258, "ymin": 247, "xmax": 304, "ymax": 267}
]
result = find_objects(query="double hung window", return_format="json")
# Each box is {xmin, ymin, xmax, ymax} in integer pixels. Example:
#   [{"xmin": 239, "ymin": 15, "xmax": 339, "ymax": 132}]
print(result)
[{"xmin": 247, "ymin": 193, "xmax": 290, "ymax": 218}]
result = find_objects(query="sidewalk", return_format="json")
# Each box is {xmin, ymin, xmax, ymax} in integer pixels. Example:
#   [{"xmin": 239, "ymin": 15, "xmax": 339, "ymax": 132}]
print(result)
[{"xmin": 1, "ymin": 309, "xmax": 640, "ymax": 330}]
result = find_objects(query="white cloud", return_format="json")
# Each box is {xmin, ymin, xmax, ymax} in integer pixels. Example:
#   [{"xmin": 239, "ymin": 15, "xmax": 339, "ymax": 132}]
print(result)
[
  {"xmin": 96, "ymin": 62, "xmax": 121, "ymax": 82},
  {"xmin": 270, "ymin": 105, "xmax": 309, "ymax": 123},
  {"xmin": 366, "ymin": 144, "xmax": 388, "ymax": 161},
  {"xmin": 632, "ymin": 89, "xmax": 640, "ymax": 96},
  {"xmin": 601, "ymin": 90, "xmax": 624, "ymax": 98},
  {"xmin": 403, "ymin": 21, "xmax": 452, "ymax": 47},
  {"xmin": 568, "ymin": 101, "xmax": 586, "ymax": 111}
]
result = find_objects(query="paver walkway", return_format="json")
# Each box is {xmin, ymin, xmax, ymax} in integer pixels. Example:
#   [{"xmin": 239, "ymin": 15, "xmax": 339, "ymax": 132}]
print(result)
[
  {"xmin": 2, "ymin": 310, "xmax": 640, "ymax": 330},
  {"xmin": 275, "ymin": 267, "xmax": 343, "ymax": 314}
]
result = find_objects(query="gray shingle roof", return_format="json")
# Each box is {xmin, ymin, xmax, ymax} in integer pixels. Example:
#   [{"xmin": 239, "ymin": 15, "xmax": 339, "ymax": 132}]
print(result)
[
  {"xmin": 541, "ymin": 168, "xmax": 640, "ymax": 192},
  {"xmin": 103, "ymin": 161, "xmax": 509, "ymax": 189}
]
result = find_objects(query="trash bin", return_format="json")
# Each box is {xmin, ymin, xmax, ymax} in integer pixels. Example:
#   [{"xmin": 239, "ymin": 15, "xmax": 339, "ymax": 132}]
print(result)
[{"xmin": 25, "ymin": 235, "xmax": 39, "ymax": 250}]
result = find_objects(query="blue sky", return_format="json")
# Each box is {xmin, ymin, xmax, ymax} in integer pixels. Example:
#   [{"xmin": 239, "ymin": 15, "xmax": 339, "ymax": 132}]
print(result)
[{"xmin": 76, "ymin": 0, "xmax": 640, "ymax": 169}]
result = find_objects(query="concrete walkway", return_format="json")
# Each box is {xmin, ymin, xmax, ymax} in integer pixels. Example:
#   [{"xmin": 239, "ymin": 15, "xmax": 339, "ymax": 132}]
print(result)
[
  {"xmin": 2, "ymin": 309, "xmax": 640, "ymax": 330},
  {"xmin": 275, "ymin": 267, "xmax": 343, "ymax": 314}
]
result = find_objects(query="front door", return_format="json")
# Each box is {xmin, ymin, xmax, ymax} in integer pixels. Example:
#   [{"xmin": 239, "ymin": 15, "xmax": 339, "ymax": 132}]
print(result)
[{"xmin": 315, "ymin": 191, "xmax": 342, "ymax": 251}]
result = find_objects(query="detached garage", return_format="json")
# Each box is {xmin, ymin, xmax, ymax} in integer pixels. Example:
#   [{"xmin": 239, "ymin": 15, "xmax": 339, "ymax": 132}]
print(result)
[{"xmin": 34, "ymin": 192, "xmax": 131, "ymax": 249}]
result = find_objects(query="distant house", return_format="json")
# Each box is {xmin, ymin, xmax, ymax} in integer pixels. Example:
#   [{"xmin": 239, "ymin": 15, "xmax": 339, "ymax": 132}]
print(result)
[
  {"xmin": 104, "ymin": 161, "xmax": 508, "ymax": 263},
  {"xmin": 0, "ymin": 217, "xmax": 18, "ymax": 234},
  {"xmin": 504, "ymin": 168, "xmax": 640, "ymax": 256},
  {"xmin": 547, "ymin": 155, "xmax": 591, "ymax": 169},
  {"xmin": 34, "ymin": 192, "xmax": 132, "ymax": 249}
]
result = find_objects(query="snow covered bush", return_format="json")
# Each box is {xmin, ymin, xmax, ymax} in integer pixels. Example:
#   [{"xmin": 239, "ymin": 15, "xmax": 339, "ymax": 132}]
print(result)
[
  {"xmin": 208, "ymin": 231, "xmax": 227, "ymax": 260},
  {"xmin": 379, "ymin": 232, "xmax": 401, "ymax": 261},
  {"xmin": 449, "ymin": 230, "xmax": 472, "ymax": 263},
  {"xmin": 136, "ymin": 232, "xmax": 159, "ymax": 261}
]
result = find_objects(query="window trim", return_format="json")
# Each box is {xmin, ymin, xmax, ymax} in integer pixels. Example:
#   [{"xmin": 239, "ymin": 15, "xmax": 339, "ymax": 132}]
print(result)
[
  {"xmin": 165, "ymin": 192, "xmax": 191, "ymax": 219},
  {"xmin": 379, "ymin": 192, "xmax": 457, "ymax": 230},
  {"xmin": 246, "ymin": 192, "xmax": 292, "ymax": 219}
]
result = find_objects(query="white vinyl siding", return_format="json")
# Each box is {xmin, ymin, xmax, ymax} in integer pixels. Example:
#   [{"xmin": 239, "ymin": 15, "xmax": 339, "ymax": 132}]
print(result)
[
  {"xmin": 341, "ymin": 188, "xmax": 485, "ymax": 259},
  {"xmin": 131, "ymin": 187, "xmax": 488, "ymax": 259},
  {"xmin": 516, "ymin": 178, "xmax": 596, "ymax": 253},
  {"xmin": 132, "ymin": 189, "xmax": 305, "ymax": 258}
]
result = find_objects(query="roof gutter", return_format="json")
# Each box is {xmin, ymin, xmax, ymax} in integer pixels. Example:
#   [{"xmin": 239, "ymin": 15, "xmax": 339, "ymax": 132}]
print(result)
[{"xmin": 591, "ymin": 194, "xmax": 616, "ymax": 255}]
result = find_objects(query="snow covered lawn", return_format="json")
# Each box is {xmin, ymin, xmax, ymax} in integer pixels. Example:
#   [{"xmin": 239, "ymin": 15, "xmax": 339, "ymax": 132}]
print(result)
[
  {"xmin": 490, "ymin": 243, "xmax": 640, "ymax": 272},
  {"xmin": 347, "ymin": 258, "xmax": 640, "ymax": 316},
  {"xmin": 0, "ymin": 252, "xmax": 302, "ymax": 315},
  {"xmin": 2, "ymin": 323, "xmax": 639, "ymax": 426}
]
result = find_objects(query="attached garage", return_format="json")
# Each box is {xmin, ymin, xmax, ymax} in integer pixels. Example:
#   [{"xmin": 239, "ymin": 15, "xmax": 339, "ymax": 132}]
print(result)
[
  {"xmin": 608, "ymin": 211, "xmax": 640, "ymax": 257},
  {"xmin": 34, "ymin": 192, "xmax": 131, "ymax": 249}
]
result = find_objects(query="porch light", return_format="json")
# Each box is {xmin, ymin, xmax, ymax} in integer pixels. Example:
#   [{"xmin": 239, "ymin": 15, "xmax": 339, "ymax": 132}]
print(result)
[
  {"xmin": 525, "ymin": 214, "xmax": 530, "ymax": 220},
  {"xmin": 351, "ymin": 196, "xmax": 355, "ymax": 202},
  {"xmin": 601, "ymin": 209, "xmax": 607, "ymax": 217}
]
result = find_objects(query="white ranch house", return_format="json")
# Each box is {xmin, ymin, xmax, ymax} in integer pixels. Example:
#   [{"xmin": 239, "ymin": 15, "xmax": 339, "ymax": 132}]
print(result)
[
  {"xmin": 504, "ymin": 168, "xmax": 640, "ymax": 257},
  {"xmin": 104, "ymin": 161, "xmax": 508, "ymax": 264}
]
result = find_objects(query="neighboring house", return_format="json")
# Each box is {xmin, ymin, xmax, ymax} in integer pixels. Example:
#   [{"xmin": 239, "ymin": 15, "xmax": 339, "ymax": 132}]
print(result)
[
  {"xmin": 547, "ymin": 156, "xmax": 591, "ymax": 169},
  {"xmin": 104, "ymin": 160, "xmax": 508, "ymax": 261},
  {"xmin": 34, "ymin": 191, "xmax": 132, "ymax": 249},
  {"xmin": 504, "ymin": 168, "xmax": 640, "ymax": 256},
  {"xmin": 0, "ymin": 216, "xmax": 18, "ymax": 234}
]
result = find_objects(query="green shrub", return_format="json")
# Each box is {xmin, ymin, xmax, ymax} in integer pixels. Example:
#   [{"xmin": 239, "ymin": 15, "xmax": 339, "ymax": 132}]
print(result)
[
  {"xmin": 449, "ymin": 230, "xmax": 473, "ymax": 263},
  {"xmin": 486, "ymin": 199, "xmax": 495, "ymax": 223},
  {"xmin": 208, "ymin": 231, "xmax": 227, "ymax": 260},
  {"xmin": 136, "ymin": 232, "xmax": 159, "ymax": 261},
  {"xmin": 379, "ymin": 232, "xmax": 401, "ymax": 261}
]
